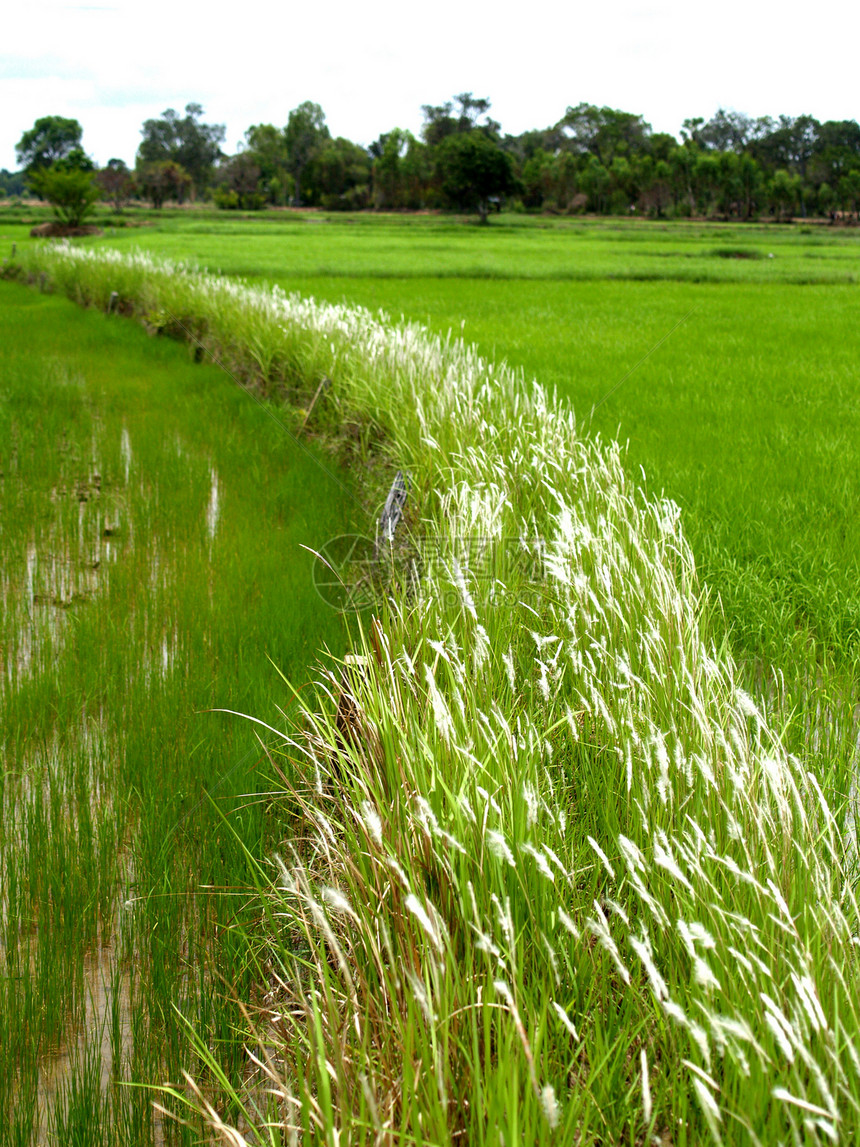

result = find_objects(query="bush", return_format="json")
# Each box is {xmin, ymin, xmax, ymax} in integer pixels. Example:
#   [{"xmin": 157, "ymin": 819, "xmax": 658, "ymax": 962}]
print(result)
[
  {"xmin": 213, "ymin": 186, "xmax": 239, "ymax": 210},
  {"xmin": 30, "ymin": 166, "xmax": 99, "ymax": 227},
  {"xmin": 320, "ymin": 185, "xmax": 370, "ymax": 211}
]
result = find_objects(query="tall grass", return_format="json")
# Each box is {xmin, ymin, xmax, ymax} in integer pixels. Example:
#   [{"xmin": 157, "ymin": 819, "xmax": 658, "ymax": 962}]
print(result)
[{"xmin": 15, "ymin": 243, "xmax": 860, "ymax": 1143}]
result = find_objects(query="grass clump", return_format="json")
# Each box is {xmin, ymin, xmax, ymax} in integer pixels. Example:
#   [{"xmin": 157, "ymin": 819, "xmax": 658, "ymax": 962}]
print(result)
[
  {"xmin": 710, "ymin": 247, "xmax": 764, "ymax": 259},
  {"xmin": 15, "ymin": 243, "xmax": 860, "ymax": 1143}
]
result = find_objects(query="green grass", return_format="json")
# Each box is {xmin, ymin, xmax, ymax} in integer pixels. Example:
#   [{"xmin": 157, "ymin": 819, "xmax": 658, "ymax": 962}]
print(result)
[
  {"xmin": 52, "ymin": 209, "xmax": 859, "ymax": 693},
  {"xmin": 6, "ymin": 207, "xmax": 860, "ymax": 284},
  {"xmin": 4, "ymin": 214, "xmax": 860, "ymax": 1143},
  {"xmin": 260, "ymin": 275, "xmax": 860, "ymax": 673},
  {"xmin": 87, "ymin": 211, "xmax": 860, "ymax": 284},
  {"xmin": 0, "ymin": 282, "xmax": 363, "ymax": 1142},
  {"xmin": 13, "ymin": 241, "xmax": 856, "ymax": 1144}
]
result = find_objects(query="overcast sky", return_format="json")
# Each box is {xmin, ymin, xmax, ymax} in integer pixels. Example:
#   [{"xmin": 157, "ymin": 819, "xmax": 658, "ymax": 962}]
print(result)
[{"xmin": 2, "ymin": 0, "xmax": 858, "ymax": 170}]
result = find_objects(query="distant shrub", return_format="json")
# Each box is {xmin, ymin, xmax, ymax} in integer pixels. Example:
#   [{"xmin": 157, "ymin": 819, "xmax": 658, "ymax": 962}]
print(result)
[
  {"xmin": 213, "ymin": 187, "xmax": 239, "ymax": 210},
  {"xmin": 711, "ymin": 247, "xmax": 763, "ymax": 260},
  {"xmin": 30, "ymin": 165, "xmax": 99, "ymax": 228},
  {"xmin": 321, "ymin": 185, "xmax": 370, "ymax": 211}
]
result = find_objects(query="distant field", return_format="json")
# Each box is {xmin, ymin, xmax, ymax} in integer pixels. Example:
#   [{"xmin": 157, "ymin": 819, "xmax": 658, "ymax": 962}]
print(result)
[
  {"xmin": 5, "ymin": 209, "xmax": 860, "ymax": 283},
  {"xmin": 83, "ymin": 212, "xmax": 860, "ymax": 284},
  {"xmin": 13, "ymin": 209, "xmax": 850, "ymax": 681}
]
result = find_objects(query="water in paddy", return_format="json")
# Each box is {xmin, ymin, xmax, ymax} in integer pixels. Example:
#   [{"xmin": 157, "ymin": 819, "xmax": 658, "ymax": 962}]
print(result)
[{"xmin": 0, "ymin": 282, "xmax": 363, "ymax": 1143}]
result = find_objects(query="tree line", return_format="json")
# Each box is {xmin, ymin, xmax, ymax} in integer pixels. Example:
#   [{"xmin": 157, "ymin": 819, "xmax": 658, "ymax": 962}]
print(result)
[{"xmin": 5, "ymin": 97, "xmax": 860, "ymax": 224}]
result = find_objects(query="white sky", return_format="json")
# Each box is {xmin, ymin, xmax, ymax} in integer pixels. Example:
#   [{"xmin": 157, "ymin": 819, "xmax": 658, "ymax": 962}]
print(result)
[{"xmin": 1, "ymin": 0, "xmax": 858, "ymax": 170}]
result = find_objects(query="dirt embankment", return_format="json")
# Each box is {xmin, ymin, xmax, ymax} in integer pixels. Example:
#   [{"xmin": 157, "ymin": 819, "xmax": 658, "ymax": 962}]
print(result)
[{"xmin": 29, "ymin": 222, "xmax": 103, "ymax": 238}]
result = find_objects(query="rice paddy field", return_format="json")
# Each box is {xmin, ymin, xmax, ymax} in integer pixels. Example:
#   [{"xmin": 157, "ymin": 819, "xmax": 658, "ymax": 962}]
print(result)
[
  {"xmin": 0, "ymin": 275, "xmax": 362, "ymax": 1141},
  {"xmin": 1, "ymin": 210, "xmax": 860, "ymax": 1144}
]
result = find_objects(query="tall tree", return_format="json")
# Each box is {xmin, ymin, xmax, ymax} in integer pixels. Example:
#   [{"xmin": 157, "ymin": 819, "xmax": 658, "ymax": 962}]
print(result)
[
  {"xmin": 370, "ymin": 129, "xmax": 410, "ymax": 208},
  {"xmin": 137, "ymin": 104, "xmax": 224, "ymax": 196},
  {"xmin": 136, "ymin": 160, "xmax": 192, "ymax": 209},
  {"xmin": 310, "ymin": 137, "xmax": 372, "ymax": 209},
  {"xmin": 559, "ymin": 103, "xmax": 651, "ymax": 165},
  {"xmin": 242, "ymin": 124, "xmax": 290, "ymax": 204},
  {"xmin": 810, "ymin": 120, "xmax": 860, "ymax": 188},
  {"xmin": 422, "ymin": 93, "xmax": 499, "ymax": 146},
  {"xmin": 284, "ymin": 102, "xmax": 329, "ymax": 206},
  {"xmin": 96, "ymin": 158, "xmax": 135, "ymax": 212},
  {"xmin": 698, "ymin": 109, "xmax": 755, "ymax": 152},
  {"xmin": 0, "ymin": 170, "xmax": 26, "ymax": 197},
  {"xmin": 755, "ymin": 115, "xmax": 820, "ymax": 176},
  {"xmin": 16, "ymin": 116, "xmax": 84, "ymax": 174},
  {"xmin": 214, "ymin": 153, "xmax": 265, "ymax": 210},
  {"xmin": 436, "ymin": 130, "xmax": 515, "ymax": 223},
  {"xmin": 578, "ymin": 155, "xmax": 610, "ymax": 212}
]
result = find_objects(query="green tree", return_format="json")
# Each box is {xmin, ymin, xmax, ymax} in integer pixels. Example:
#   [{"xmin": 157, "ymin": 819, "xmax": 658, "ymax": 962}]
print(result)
[
  {"xmin": 16, "ymin": 116, "xmax": 84, "ymax": 174},
  {"xmin": 737, "ymin": 153, "xmax": 763, "ymax": 219},
  {"xmin": 501, "ymin": 126, "xmax": 565, "ymax": 166},
  {"xmin": 96, "ymin": 158, "xmax": 135, "ymax": 213},
  {"xmin": 435, "ymin": 130, "xmax": 515, "ymax": 223},
  {"xmin": 668, "ymin": 145, "xmax": 698, "ymax": 214},
  {"xmin": 552, "ymin": 151, "xmax": 580, "ymax": 212},
  {"xmin": 371, "ymin": 129, "xmax": 420, "ymax": 208},
  {"xmin": 768, "ymin": 168, "xmax": 801, "ymax": 219},
  {"xmin": 648, "ymin": 132, "xmax": 677, "ymax": 162},
  {"xmin": 137, "ymin": 104, "xmax": 224, "ymax": 197},
  {"xmin": 421, "ymin": 93, "xmax": 499, "ymax": 146},
  {"xmin": 715, "ymin": 151, "xmax": 742, "ymax": 219},
  {"xmin": 520, "ymin": 149, "xmax": 553, "ymax": 209},
  {"xmin": 755, "ymin": 114, "xmax": 819, "ymax": 176},
  {"xmin": 136, "ymin": 160, "xmax": 192, "ymax": 209},
  {"xmin": 284, "ymin": 101, "xmax": 329, "ymax": 206},
  {"xmin": 0, "ymin": 169, "xmax": 26, "ymax": 198},
  {"xmin": 692, "ymin": 153, "xmax": 721, "ymax": 215},
  {"xmin": 811, "ymin": 120, "xmax": 860, "ymax": 191},
  {"xmin": 400, "ymin": 135, "xmax": 431, "ymax": 209},
  {"xmin": 680, "ymin": 117, "xmax": 707, "ymax": 148},
  {"xmin": 838, "ymin": 168, "xmax": 860, "ymax": 219},
  {"xmin": 214, "ymin": 153, "xmax": 266, "ymax": 210},
  {"xmin": 698, "ymin": 108, "xmax": 755, "ymax": 152},
  {"xmin": 637, "ymin": 156, "xmax": 672, "ymax": 216},
  {"xmin": 608, "ymin": 155, "xmax": 634, "ymax": 211},
  {"xmin": 578, "ymin": 155, "xmax": 610, "ymax": 212},
  {"xmin": 817, "ymin": 181, "xmax": 835, "ymax": 218},
  {"xmin": 559, "ymin": 103, "xmax": 651, "ymax": 165},
  {"xmin": 31, "ymin": 165, "xmax": 99, "ymax": 227},
  {"xmin": 242, "ymin": 124, "xmax": 289, "ymax": 204},
  {"xmin": 309, "ymin": 137, "xmax": 371, "ymax": 210}
]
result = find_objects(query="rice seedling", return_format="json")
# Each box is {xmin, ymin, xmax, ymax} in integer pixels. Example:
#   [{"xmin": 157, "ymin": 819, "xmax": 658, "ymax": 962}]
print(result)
[
  {"xmin": 0, "ymin": 279, "xmax": 360, "ymax": 1143},
  {"xmin": 12, "ymin": 243, "xmax": 860, "ymax": 1142}
]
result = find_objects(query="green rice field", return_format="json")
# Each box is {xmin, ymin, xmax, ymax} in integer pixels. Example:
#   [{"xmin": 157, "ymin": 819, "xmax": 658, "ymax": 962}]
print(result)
[
  {"xmin": 52, "ymin": 210, "xmax": 860, "ymax": 681},
  {"xmin": 0, "ymin": 280, "xmax": 361, "ymax": 1141},
  {"xmin": 2, "ymin": 210, "xmax": 860, "ymax": 1143}
]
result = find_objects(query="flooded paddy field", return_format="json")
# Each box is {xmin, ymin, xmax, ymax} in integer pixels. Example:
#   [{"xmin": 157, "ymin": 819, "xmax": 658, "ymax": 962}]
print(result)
[{"xmin": 0, "ymin": 282, "xmax": 360, "ymax": 1142}]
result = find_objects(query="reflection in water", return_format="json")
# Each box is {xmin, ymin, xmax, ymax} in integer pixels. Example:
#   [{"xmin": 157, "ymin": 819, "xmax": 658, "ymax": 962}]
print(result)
[
  {"xmin": 120, "ymin": 426, "xmax": 132, "ymax": 485},
  {"xmin": 206, "ymin": 468, "xmax": 220, "ymax": 542},
  {"xmin": 1, "ymin": 417, "xmax": 225, "ymax": 1138}
]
